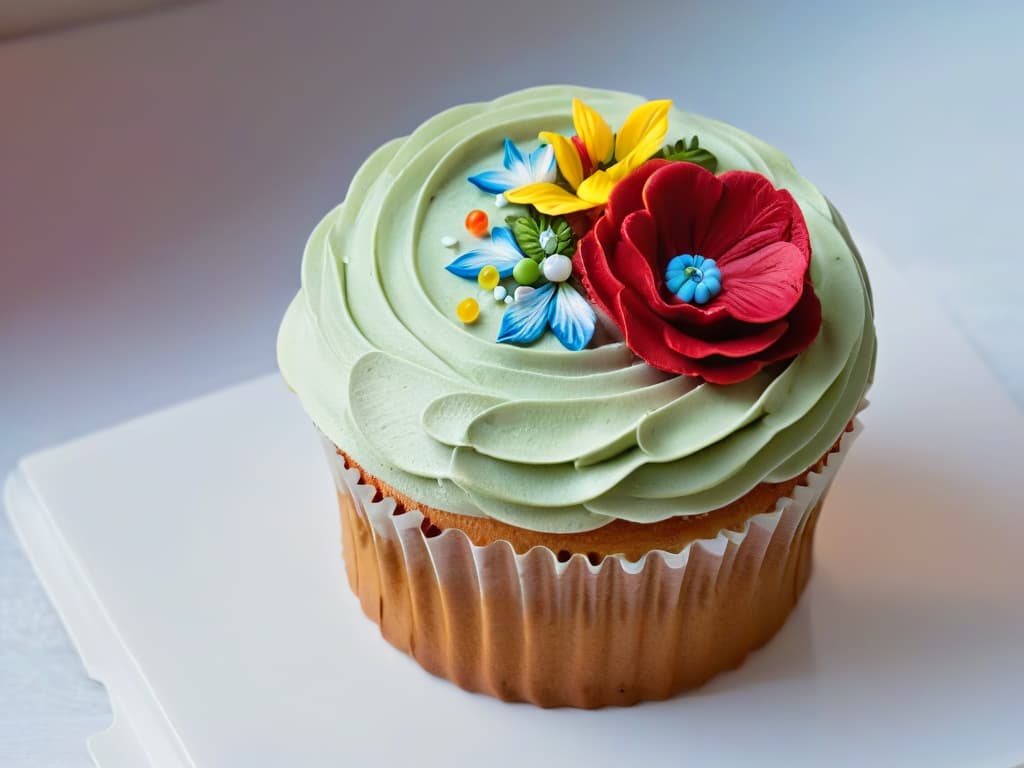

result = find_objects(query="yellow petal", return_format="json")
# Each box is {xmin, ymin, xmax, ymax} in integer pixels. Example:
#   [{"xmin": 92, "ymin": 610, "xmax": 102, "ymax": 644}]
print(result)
[
  {"xmin": 572, "ymin": 98, "xmax": 614, "ymax": 167},
  {"xmin": 604, "ymin": 160, "xmax": 631, "ymax": 182},
  {"xmin": 575, "ymin": 170, "xmax": 617, "ymax": 206},
  {"xmin": 606, "ymin": 127, "xmax": 671, "ymax": 184},
  {"xmin": 505, "ymin": 182, "xmax": 596, "ymax": 215},
  {"xmin": 604, "ymin": 142, "xmax": 657, "ymax": 183},
  {"xmin": 539, "ymin": 130, "xmax": 583, "ymax": 190},
  {"xmin": 614, "ymin": 99, "xmax": 672, "ymax": 162}
]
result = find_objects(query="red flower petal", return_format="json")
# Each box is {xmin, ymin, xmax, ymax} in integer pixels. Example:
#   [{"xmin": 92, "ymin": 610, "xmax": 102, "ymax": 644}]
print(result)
[
  {"xmin": 616, "ymin": 301, "xmax": 770, "ymax": 383},
  {"xmin": 571, "ymin": 134, "xmax": 595, "ymax": 178},
  {"xmin": 642, "ymin": 162, "xmax": 724, "ymax": 258},
  {"xmin": 575, "ymin": 225, "xmax": 623, "ymax": 321},
  {"xmin": 620, "ymin": 210, "xmax": 659, "ymax": 262},
  {"xmin": 684, "ymin": 356, "xmax": 768, "ymax": 385},
  {"xmin": 717, "ymin": 241, "xmax": 807, "ymax": 323},
  {"xmin": 565, "ymin": 209, "xmax": 603, "ymax": 241},
  {"xmin": 752, "ymin": 280, "xmax": 822, "ymax": 363},
  {"xmin": 605, "ymin": 159, "xmax": 669, "ymax": 227},
  {"xmin": 614, "ymin": 292, "xmax": 696, "ymax": 375},
  {"xmin": 619, "ymin": 291, "xmax": 787, "ymax": 360},
  {"xmin": 663, "ymin": 317, "xmax": 788, "ymax": 359},
  {"xmin": 700, "ymin": 172, "xmax": 791, "ymax": 260},
  {"xmin": 610, "ymin": 213, "xmax": 659, "ymax": 295}
]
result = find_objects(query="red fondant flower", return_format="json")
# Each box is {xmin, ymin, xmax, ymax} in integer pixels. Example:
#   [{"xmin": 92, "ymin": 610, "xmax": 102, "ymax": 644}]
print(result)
[{"xmin": 574, "ymin": 160, "xmax": 821, "ymax": 384}]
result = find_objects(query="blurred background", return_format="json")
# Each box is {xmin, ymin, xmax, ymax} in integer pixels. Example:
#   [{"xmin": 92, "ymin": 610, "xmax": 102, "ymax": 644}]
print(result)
[{"xmin": 1, "ymin": 1, "xmax": 1022, "ymax": 764}]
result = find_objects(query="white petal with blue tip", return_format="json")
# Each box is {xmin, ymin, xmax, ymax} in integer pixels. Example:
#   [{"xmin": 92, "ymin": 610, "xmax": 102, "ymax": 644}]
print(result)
[
  {"xmin": 467, "ymin": 138, "xmax": 557, "ymax": 194},
  {"xmin": 446, "ymin": 226, "xmax": 526, "ymax": 279},
  {"xmin": 497, "ymin": 282, "xmax": 556, "ymax": 345}
]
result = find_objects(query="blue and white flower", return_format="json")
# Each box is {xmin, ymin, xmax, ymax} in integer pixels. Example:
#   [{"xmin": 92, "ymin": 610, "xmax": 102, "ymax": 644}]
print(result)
[
  {"xmin": 468, "ymin": 139, "xmax": 557, "ymax": 194},
  {"xmin": 497, "ymin": 281, "xmax": 596, "ymax": 351},
  {"xmin": 445, "ymin": 226, "xmax": 525, "ymax": 279}
]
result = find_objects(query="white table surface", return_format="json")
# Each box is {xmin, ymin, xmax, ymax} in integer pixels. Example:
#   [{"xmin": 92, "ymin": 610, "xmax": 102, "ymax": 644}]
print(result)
[{"xmin": 1, "ymin": 1, "xmax": 1022, "ymax": 765}]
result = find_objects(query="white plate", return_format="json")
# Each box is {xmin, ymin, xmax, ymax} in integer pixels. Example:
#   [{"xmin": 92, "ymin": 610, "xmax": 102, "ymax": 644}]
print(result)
[{"xmin": 6, "ymin": 244, "xmax": 1024, "ymax": 768}]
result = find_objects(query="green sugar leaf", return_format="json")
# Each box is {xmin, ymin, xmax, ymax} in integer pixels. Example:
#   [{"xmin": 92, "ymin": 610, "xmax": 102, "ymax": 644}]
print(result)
[
  {"xmin": 510, "ymin": 211, "xmax": 576, "ymax": 260},
  {"xmin": 656, "ymin": 136, "xmax": 719, "ymax": 173}
]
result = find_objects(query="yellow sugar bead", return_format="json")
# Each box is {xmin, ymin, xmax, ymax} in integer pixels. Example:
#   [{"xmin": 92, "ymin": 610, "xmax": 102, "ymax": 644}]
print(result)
[
  {"xmin": 456, "ymin": 297, "xmax": 480, "ymax": 324},
  {"xmin": 477, "ymin": 265, "xmax": 500, "ymax": 291}
]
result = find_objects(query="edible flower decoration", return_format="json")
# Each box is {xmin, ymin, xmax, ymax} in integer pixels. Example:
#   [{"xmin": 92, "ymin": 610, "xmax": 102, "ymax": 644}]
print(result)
[
  {"xmin": 468, "ymin": 139, "xmax": 557, "ymax": 194},
  {"xmin": 574, "ymin": 160, "xmax": 822, "ymax": 383},
  {"xmin": 447, "ymin": 94, "xmax": 740, "ymax": 356},
  {"xmin": 445, "ymin": 210, "xmax": 595, "ymax": 350},
  {"xmin": 497, "ymin": 278, "xmax": 596, "ymax": 351},
  {"xmin": 446, "ymin": 226, "xmax": 525, "ymax": 279},
  {"xmin": 504, "ymin": 98, "xmax": 671, "ymax": 215}
]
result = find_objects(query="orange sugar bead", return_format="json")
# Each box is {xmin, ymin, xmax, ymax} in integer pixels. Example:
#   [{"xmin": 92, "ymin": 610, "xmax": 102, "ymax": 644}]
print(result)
[{"xmin": 465, "ymin": 209, "xmax": 489, "ymax": 237}]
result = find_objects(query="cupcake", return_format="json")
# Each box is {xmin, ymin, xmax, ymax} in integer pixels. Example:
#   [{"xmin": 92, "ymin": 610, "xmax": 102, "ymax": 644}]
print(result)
[{"xmin": 277, "ymin": 85, "xmax": 875, "ymax": 708}]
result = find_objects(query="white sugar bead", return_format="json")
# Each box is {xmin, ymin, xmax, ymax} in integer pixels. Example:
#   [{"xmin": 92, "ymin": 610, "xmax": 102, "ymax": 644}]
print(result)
[
  {"xmin": 542, "ymin": 253, "xmax": 572, "ymax": 283},
  {"xmin": 495, "ymin": 193, "xmax": 508, "ymax": 208},
  {"xmin": 441, "ymin": 235, "xmax": 458, "ymax": 248},
  {"xmin": 514, "ymin": 285, "xmax": 535, "ymax": 301},
  {"xmin": 504, "ymin": 295, "xmax": 513, "ymax": 305},
  {"xmin": 493, "ymin": 285, "xmax": 508, "ymax": 301}
]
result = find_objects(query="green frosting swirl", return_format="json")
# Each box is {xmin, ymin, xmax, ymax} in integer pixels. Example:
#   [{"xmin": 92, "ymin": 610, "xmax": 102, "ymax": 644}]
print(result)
[{"xmin": 277, "ymin": 85, "xmax": 875, "ymax": 533}]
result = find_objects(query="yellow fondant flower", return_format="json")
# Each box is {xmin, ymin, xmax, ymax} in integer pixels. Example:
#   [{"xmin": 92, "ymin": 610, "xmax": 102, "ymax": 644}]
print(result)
[{"xmin": 504, "ymin": 98, "xmax": 672, "ymax": 215}]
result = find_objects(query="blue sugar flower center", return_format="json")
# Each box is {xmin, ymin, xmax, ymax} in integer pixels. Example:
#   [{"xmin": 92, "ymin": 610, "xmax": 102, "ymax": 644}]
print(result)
[{"xmin": 665, "ymin": 254, "xmax": 722, "ymax": 305}]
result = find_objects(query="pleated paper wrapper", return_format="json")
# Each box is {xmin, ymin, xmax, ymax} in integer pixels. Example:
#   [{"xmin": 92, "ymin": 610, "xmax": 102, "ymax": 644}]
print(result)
[{"xmin": 325, "ymin": 419, "xmax": 861, "ymax": 708}]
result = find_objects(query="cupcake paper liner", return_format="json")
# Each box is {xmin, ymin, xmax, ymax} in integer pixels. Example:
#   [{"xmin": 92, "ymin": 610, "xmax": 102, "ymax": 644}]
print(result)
[{"xmin": 325, "ymin": 419, "xmax": 862, "ymax": 708}]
